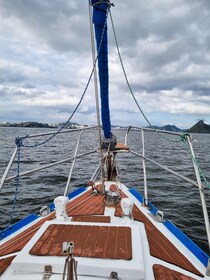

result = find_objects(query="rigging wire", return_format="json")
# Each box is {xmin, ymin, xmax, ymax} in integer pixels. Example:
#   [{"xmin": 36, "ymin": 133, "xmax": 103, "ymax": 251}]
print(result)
[
  {"xmin": 1, "ymin": 2, "xmax": 210, "ymax": 240},
  {"xmin": 108, "ymin": 9, "xmax": 184, "ymax": 144},
  {"xmin": 19, "ymin": 70, "xmax": 93, "ymax": 149},
  {"xmin": 181, "ymin": 135, "xmax": 210, "ymax": 189},
  {"xmin": 0, "ymin": 3, "xmax": 110, "ymax": 234},
  {"xmin": 18, "ymin": 2, "xmax": 110, "ymax": 150},
  {"xmin": 0, "ymin": 140, "xmax": 21, "ymax": 240},
  {"xmin": 0, "ymin": 66, "xmax": 95, "ymax": 235},
  {"xmin": 109, "ymin": 9, "xmax": 210, "ymax": 188}
]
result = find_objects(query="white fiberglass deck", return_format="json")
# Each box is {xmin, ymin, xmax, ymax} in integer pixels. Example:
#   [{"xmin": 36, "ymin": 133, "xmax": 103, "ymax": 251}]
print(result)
[{"xmin": 0, "ymin": 182, "xmax": 208, "ymax": 279}]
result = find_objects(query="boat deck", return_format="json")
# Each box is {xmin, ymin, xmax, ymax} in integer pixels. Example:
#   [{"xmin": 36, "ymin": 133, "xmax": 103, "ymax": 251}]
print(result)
[
  {"xmin": 0, "ymin": 183, "xmax": 208, "ymax": 279},
  {"xmin": 29, "ymin": 224, "xmax": 132, "ymax": 260}
]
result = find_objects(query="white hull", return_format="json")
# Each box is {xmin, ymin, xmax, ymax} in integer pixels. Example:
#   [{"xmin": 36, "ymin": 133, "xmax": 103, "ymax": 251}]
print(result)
[{"xmin": 1, "ymin": 180, "xmax": 209, "ymax": 279}]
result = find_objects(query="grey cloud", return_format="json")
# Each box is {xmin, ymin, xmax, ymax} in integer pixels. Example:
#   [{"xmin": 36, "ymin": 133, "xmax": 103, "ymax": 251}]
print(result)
[
  {"xmin": 1, "ymin": 0, "xmax": 89, "ymax": 52},
  {"xmin": 23, "ymin": 83, "xmax": 36, "ymax": 89},
  {"xmin": 1, "ymin": 0, "xmax": 210, "ymax": 126}
]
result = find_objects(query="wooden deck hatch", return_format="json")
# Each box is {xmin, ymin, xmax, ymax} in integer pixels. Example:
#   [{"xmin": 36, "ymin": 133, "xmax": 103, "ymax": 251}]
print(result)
[{"xmin": 30, "ymin": 224, "xmax": 132, "ymax": 260}]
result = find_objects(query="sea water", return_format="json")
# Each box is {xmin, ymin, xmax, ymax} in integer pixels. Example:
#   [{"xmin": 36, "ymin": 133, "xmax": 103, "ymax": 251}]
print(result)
[{"xmin": 0, "ymin": 127, "xmax": 210, "ymax": 254}]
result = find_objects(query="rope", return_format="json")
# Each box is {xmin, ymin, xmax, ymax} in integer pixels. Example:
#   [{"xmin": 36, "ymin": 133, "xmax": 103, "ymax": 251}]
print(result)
[
  {"xmin": 181, "ymin": 135, "xmax": 210, "ymax": 189},
  {"xmin": 92, "ymin": 0, "xmax": 114, "ymax": 8},
  {"xmin": 109, "ymin": 9, "xmax": 210, "ymax": 189},
  {"xmin": 17, "ymin": 4, "xmax": 110, "ymax": 150},
  {"xmin": 0, "ymin": 138, "xmax": 22, "ymax": 240},
  {"xmin": 11, "ymin": 140, "xmax": 21, "ymax": 223},
  {"xmin": 0, "ymin": 7, "xmax": 110, "ymax": 237},
  {"xmin": 18, "ymin": 75, "xmax": 91, "ymax": 148}
]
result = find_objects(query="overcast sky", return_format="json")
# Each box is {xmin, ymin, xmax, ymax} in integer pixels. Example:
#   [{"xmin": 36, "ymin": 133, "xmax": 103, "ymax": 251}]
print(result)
[{"xmin": 0, "ymin": 0, "xmax": 210, "ymax": 129}]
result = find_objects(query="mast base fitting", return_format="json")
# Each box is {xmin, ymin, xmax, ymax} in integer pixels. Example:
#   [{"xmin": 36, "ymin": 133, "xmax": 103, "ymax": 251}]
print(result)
[{"xmin": 101, "ymin": 134, "xmax": 117, "ymax": 150}]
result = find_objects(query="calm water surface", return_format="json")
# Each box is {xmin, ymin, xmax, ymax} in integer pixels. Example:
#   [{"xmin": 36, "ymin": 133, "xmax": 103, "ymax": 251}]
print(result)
[{"xmin": 0, "ymin": 127, "xmax": 210, "ymax": 254}]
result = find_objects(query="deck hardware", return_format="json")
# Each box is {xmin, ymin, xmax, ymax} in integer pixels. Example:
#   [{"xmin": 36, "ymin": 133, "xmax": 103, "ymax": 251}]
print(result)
[
  {"xmin": 92, "ymin": 188, "xmax": 101, "ymax": 196},
  {"xmin": 42, "ymin": 265, "xmax": 52, "ymax": 280},
  {"xmin": 54, "ymin": 196, "xmax": 69, "ymax": 221},
  {"xmin": 62, "ymin": 242, "xmax": 74, "ymax": 254},
  {"xmin": 156, "ymin": 210, "xmax": 164, "ymax": 222},
  {"xmin": 101, "ymin": 134, "xmax": 117, "ymax": 150},
  {"xmin": 109, "ymin": 271, "xmax": 119, "ymax": 279},
  {"xmin": 206, "ymin": 259, "xmax": 210, "ymax": 276},
  {"xmin": 62, "ymin": 241, "xmax": 78, "ymax": 280},
  {"xmin": 105, "ymin": 190, "xmax": 120, "ymax": 205},
  {"xmin": 40, "ymin": 206, "xmax": 50, "ymax": 216},
  {"xmin": 88, "ymin": 180, "xmax": 95, "ymax": 191},
  {"xmin": 121, "ymin": 198, "xmax": 134, "ymax": 220}
]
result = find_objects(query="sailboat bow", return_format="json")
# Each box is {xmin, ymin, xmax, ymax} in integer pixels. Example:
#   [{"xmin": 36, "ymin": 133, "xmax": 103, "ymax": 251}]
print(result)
[{"xmin": 0, "ymin": 1, "xmax": 210, "ymax": 280}]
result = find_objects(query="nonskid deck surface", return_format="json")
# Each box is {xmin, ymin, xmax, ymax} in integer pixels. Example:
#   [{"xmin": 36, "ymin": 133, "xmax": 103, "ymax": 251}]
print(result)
[
  {"xmin": 29, "ymin": 224, "xmax": 132, "ymax": 260},
  {"xmin": 0, "ymin": 184, "xmax": 207, "ymax": 279}
]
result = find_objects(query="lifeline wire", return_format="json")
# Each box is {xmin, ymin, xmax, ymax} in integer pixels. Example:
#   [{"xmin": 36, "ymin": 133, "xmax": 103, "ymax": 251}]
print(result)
[
  {"xmin": 182, "ymin": 134, "xmax": 210, "ymax": 189},
  {"xmin": 0, "ymin": 139, "xmax": 21, "ymax": 240},
  {"xmin": 109, "ymin": 9, "xmax": 210, "ymax": 187},
  {"xmin": 17, "ymin": 6, "xmax": 109, "ymax": 149},
  {"xmin": 0, "ymin": 6, "xmax": 110, "ymax": 235}
]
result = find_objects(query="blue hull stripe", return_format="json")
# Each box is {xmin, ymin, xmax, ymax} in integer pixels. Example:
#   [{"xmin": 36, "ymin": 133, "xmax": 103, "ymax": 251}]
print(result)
[
  {"xmin": 0, "ymin": 213, "xmax": 39, "ymax": 240},
  {"xmin": 129, "ymin": 187, "xmax": 209, "ymax": 267},
  {"xmin": 0, "ymin": 186, "xmax": 86, "ymax": 240}
]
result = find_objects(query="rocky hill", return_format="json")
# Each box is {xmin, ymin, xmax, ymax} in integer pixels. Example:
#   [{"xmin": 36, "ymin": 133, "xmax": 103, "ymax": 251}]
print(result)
[
  {"xmin": 146, "ymin": 124, "xmax": 182, "ymax": 132},
  {"xmin": 161, "ymin": 124, "xmax": 182, "ymax": 132},
  {"xmin": 186, "ymin": 120, "xmax": 210, "ymax": 133},
  {"xmin": 1, "ymin": 120, "xmax": 210, "ymax": 133}
]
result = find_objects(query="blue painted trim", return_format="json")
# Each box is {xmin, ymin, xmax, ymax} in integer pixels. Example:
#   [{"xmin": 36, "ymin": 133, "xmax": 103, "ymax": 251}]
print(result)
[
  {"xmin": 129, "ymin": 187, "xmax": 209, "ymax": 267},
  {"xmin": 129, "ymin": 187, "xmax": 157, "ymax": 214},
  {"xmin": 129, "ymin": 187, "xmax": 144, "ymax": 204},
  {"xmin": 68, "ymin": 186, "xmax": 86, "ymax": 199},
  {"xmin": 164, "ymin": 219, "xmax": 209, "ymax": 267},
  {"xmin": 0, "ymin": 186, "xmax": 87, "ymax": 241},
  {"xmin": 0, "ymin": 213, "xmax": 39, "ymax": 240}
]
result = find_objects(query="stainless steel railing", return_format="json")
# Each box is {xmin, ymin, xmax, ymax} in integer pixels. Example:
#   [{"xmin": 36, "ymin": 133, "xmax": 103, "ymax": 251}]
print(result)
[{"xmin": 124, "ymin": 126, "xmax": 210, "ymax": 251}]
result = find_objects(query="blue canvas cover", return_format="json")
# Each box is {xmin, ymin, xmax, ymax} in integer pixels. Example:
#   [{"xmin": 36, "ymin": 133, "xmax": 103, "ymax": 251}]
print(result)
[{"xmin": 91, "ymin": 0, "xmax": 111, "ymax": 139}]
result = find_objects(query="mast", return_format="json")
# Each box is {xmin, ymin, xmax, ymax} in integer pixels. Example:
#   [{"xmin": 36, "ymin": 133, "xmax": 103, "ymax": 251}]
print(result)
[
  {"xmin": 91, "ymin": 0, "xmax": 116, "ymax": 149},
  {"xmin": 88, "ymin": 1, "xmax": 105, "ymax": 186}
]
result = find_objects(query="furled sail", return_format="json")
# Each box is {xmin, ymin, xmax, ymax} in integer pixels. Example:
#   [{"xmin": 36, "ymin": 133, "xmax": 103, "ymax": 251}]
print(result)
[{"xmin": 91, "ymin": 0, "xmax": 112, "ymax": 140}]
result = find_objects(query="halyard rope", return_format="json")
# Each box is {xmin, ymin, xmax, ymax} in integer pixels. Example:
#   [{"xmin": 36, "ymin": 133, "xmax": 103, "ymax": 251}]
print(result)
[{"xmin": 1, "ymin": 2, "xmax": 210, "ymax": 241}]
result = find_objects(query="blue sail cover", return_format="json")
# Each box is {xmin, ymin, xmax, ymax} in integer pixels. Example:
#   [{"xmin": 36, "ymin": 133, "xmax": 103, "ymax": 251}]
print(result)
[{"xmin": 91, "ymin": 0, "xmax": 112, "ymax": 139}]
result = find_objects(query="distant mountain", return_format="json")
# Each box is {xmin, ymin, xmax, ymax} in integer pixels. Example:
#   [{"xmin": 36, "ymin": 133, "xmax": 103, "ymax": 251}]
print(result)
[
  {"xmin": 146, "ymin": 124, "xmax": 182, "ymax": 132},
  {"xmin": 161, "ymin": 124, "xmax": 182, "ymax": 132},
  {"xmin": 186, "ymin": 120, "xmax": 210, "ymax": 133},
  {"xmin": 2, "ymin": 120, "xmax": 209, "ymax": 133}
]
